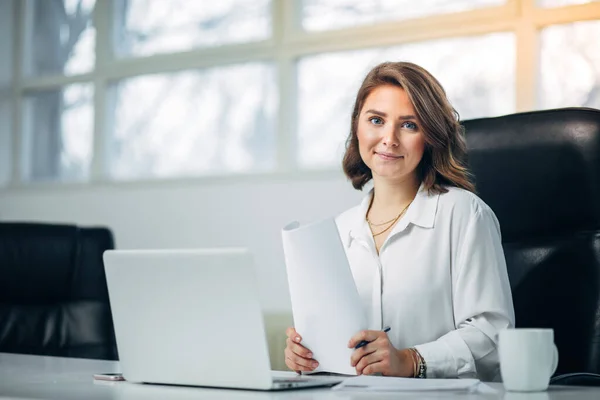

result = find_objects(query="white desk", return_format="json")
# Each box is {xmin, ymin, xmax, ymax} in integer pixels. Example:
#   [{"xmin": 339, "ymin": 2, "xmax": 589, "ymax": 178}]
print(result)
[{"xmin": 1, "ymin": 353, "xmax": 599, "ymax": 400}]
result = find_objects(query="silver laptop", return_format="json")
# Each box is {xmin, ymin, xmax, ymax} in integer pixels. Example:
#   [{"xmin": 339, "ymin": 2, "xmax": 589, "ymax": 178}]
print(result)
[{"xmin": 103, "ymin": 248, "xmax": 342, "ymax": 391}]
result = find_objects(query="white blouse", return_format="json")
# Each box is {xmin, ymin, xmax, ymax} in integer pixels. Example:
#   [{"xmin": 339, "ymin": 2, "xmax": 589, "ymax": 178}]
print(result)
[{"xmin": 335, "ymin": 184, "xmax": 515, "ymax": 381}]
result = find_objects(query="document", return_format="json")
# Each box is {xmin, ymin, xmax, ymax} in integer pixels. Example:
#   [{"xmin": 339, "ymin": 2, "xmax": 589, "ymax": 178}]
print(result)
[
  {"xmin": 332, "ymin": 375, "xmax": 486, "ymax": 392},
  {"xmin": 281, "ymin": 218, "xmax": 367, "ymax": 375}
]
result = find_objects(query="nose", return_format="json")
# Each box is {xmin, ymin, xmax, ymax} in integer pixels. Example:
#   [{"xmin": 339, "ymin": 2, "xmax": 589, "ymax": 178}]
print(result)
[{"xmin": 381, "ymin": 126, "xmax": 399, "ymax": 147}]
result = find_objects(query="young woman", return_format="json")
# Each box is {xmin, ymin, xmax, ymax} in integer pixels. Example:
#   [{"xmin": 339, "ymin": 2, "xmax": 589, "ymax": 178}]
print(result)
[{"xmin": 284, "ymin": 62, "xmax": 515, "ymax": 381}]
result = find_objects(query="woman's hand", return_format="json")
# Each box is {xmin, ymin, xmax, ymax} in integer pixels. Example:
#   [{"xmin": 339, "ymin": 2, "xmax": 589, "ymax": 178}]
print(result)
[
  {"xmin": 348, "ymin": 330, "xmax": 413, "ymax": 376},
  {"xmin": 284, "ymin": 327, "xmax": 319, "ymax": 373}
]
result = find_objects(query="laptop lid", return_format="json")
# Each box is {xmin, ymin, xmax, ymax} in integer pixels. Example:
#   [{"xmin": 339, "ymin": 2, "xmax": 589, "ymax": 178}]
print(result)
[{"xmin": 103, "ymin": 248, "xmax": 274, "ymax": 390}]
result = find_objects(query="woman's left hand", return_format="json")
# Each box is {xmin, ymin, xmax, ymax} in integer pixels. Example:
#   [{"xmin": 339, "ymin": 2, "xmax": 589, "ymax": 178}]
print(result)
[{"xmin": 348, "ymin": 330, "xmax": 413, "ymax": 376}]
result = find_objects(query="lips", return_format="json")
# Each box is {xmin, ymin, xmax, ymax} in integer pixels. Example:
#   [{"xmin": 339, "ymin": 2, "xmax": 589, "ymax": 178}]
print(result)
[{"xmin": 376, "ymin": 152, "xmax": 404, "ymax": 160}]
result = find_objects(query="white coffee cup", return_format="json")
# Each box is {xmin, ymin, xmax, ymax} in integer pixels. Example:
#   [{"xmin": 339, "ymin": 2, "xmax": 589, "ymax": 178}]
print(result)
[{"xmin": 499, "ymin": 328, "xmax": 559, "ymax": 392}]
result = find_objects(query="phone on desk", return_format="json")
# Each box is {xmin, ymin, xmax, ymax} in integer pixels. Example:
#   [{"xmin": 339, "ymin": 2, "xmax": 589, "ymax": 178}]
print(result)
[{"xmin": 93, "ymin": 373, "xmax": 125, "ymax": 381}]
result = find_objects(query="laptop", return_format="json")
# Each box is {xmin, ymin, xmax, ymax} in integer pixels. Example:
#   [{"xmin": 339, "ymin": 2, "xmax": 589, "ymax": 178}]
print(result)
[{"xmin": 103, "ymin": 248, "xmax": 342, "ymax": 391}]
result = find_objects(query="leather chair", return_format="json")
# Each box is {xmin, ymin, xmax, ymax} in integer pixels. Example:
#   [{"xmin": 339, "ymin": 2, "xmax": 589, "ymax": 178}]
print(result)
[
  {"xmin": 0, "ymin": 222, "xmax": 118, "ymax": 360},
  {"xmin": 462, "ymin": 107, "xmax": 600, "ymax": 385}
]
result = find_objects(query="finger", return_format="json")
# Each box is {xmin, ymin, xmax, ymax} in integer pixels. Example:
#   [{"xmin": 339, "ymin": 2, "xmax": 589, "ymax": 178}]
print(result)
[
  {"xmin": 285, "ymin": 348, "xmax": 318, "ymax": 371},
  {"xmin": 348, "ymin": 330, "xmax": 381, "ymax": 348},
  {"xmin": 285, "ymin": 348, "xmax": 310, "ymax": 371},
  {"xmin": 285, "ymin": 355, "xmax": 311, "ymax": 372},
  {"xmin": 355, "ymin": 350, "xmax": 387, "ymax": 375},
  {"xmin": 285, "ymin": 355, "xmax": 312, "ymax": 372},
  {"xmin": 285, "ymin": 327, "xmax": 302, "ymax": 343},
  {"xmin": 362, "ymin": 360, "xmax": 388, "ymax": 376},
  {"xmin": 350, "ymin": 343, "xmax": 377, "ymax": 367},
  {"xmin": 284, "ymin": 347, "xmax": 316, "ymax": 369},
  {"xmin": 286, "ymin": 338, "xmax": 313, "ymax": 360},
  {"xmin": 285, "ymin": 327, "xmax": 296, "ymax": 339}
]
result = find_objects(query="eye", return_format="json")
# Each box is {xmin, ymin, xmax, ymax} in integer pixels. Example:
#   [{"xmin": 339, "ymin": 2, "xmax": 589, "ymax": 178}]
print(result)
[
  {"xmin": 402, "ymin": 121, "xmax": 418, "ymax": 131},
  {"xmin": 368, "ymin": 116, "xmax": 384, "ymax": 126}
]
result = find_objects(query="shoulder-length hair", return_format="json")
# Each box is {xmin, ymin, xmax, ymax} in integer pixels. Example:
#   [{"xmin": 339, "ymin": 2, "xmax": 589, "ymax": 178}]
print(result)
[{"xmin": 342, "ymin": 61, "xmax": 476, "ymax": 194}]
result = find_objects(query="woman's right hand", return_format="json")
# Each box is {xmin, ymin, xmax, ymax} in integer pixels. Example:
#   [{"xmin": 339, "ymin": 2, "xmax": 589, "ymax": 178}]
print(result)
[{"xmin": 284, "ymin": 327, "xmax": 319, "ymax": 373}]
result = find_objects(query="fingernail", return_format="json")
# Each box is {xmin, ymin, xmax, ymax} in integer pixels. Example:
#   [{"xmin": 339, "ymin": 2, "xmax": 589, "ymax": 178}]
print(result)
[
  {"xmin": 295, "ymin": 336, "xmax": 301, "ymax": 343},
  {"xmin": 307, "ymin": 353, "xmax": 313, "ymax": 358},
  {"xmin": 312, "ymin": 362, "xmax": 319, "ymax": 368}
]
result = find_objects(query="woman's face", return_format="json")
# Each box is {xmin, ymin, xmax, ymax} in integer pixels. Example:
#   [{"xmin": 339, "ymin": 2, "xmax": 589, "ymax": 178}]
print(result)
[{"xmin": 357, "ymin": 85, "xmax": 426, "ymax": 184}]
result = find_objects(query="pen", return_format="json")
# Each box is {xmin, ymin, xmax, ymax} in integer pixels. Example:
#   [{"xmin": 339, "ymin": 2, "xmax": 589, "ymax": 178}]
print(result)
[{"xmin": 354, "ymin": 326, "xmax": 391, "ymax": 349}]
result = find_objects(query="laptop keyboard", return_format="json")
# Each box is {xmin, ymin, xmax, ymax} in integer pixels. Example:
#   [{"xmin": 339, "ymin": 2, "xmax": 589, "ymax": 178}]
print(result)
[{"xmin": 273, "ymin": 377, "xmax": 312, "ymax": 383}]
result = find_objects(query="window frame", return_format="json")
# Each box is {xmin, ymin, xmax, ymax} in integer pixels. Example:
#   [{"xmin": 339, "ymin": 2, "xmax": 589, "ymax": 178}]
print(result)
[{"xmin": 4, "ymin": 0, "xmax": 600, "ymax": 189}]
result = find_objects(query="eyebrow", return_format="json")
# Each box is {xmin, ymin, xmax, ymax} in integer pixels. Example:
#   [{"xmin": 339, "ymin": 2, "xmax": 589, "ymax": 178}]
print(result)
[{"xmin": 364, "ymin": 109, "xmax": 417, "ymax": 120}]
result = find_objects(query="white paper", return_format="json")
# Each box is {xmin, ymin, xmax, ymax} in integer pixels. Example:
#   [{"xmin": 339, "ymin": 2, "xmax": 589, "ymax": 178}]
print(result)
[
  {"xmin": 332, "ymin": 375, "xmax": 482, "ymax": 392},
  {"xmin": 282, "ymin": 218, "xmax": 367, "ymax": 375}
]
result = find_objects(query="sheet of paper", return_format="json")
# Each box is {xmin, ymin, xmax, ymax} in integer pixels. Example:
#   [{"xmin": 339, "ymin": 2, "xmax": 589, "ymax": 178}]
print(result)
[
  {"xmin": 332, "ymin": 375, "xmax": 483, "ymax": 392},
  {"xmin": 282, "ymin": 218, "xmax": 367, "ymax": 375}
]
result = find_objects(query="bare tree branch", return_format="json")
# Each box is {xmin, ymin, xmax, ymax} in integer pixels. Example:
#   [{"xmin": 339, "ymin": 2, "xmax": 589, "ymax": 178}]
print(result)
[
  {"xmin": 62, "ymin": 0, "xmax": 92, "ymax": 61},
  {"xmin": 123, "ymin": 0, "xmax": 262, "ymax": 46}
]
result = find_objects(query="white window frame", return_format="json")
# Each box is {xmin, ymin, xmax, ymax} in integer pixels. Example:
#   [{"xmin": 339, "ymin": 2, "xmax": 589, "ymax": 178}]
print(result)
[{"xmin": 4, "ymin": 0, "xmax": 600, "ymax": 190}]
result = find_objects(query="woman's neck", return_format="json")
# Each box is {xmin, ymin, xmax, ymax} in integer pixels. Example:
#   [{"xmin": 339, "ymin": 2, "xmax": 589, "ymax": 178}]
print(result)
[{"xmin": 371, "ymin": 175, "xmax": 420, "ymax": 210}]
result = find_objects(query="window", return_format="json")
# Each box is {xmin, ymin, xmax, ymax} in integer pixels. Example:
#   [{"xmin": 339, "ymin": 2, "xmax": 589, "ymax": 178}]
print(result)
[
  {"xmin": 0, "ymin": 0, "xmax": 14, "ymax": 187},
  {"xmin": 0, "ymin": 99, "xmax": 11, "ymax": 187},
  {"xmin": 539, "ymin": 20, "xmax": 600, "ymax": 110},
  {"xmin": 0, "ymin": 1, "xmax": 13, "ymax": 89},
  {"xmin": 538, "ymin": 0, "xmax": 599, "ymax": 7},
  {"xmin": 4, "ymin": 0, "xmax": 600, "ymax": 186},
  {"xmin": 301, "ymin": 0, "xmax": 506, "ymax": 32},
  {"xmin": 24, "ymin": 0, "xmax": 96, "ymax": 77},
  {"xmin": 113, "ymin": 0, "xmax": 272, "ymax": 57},
  {"xmin": 108, "ymin": 63, "xmax": 277, "ymax": 179},
  {"xmin": 22, "ymin": 84, "xmax": 94, "ymax": 182}
]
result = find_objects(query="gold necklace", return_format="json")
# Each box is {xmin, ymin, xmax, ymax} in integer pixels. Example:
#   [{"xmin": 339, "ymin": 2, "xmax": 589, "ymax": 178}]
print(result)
[
  {"xmin": 367, "ymin": 215, "xmax": 398, "ymax": 227},
  {"xmin": 367, "ymin": 200, "xmax": 412, "ymax": 237}
]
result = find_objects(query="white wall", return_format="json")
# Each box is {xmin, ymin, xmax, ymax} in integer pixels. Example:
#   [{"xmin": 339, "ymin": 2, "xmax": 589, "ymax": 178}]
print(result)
[{"xmin": 0, "ymin": 173, "xmax": 364, "ymax": 312}]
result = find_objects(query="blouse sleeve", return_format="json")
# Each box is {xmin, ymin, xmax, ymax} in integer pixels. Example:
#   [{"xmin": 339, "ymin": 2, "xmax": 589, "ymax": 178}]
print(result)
[{"xmin": 413, "ymin": 206, "xmax": 515, "ymax": 381}]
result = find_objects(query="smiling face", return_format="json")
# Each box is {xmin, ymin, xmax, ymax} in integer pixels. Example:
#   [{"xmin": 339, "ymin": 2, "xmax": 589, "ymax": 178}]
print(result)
[{"xmin": 357, "ymin": 84, "xmax": 426, "ymax": 184}]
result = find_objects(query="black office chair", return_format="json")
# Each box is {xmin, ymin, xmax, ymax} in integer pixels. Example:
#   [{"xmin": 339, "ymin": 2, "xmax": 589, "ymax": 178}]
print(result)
[
  {"xmin": 0, "ymin": 222, "xmax": 118, "ymax": 360},
  {"xmin": 462, "ymin": 107, "xmax": 600, "ymax": 386}
]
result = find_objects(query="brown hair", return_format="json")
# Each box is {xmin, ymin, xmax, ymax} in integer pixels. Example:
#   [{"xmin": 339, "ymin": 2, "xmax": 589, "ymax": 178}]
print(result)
[{"xmin": 342, "ymin": 61, "xmax": 475, "ymax": 194}]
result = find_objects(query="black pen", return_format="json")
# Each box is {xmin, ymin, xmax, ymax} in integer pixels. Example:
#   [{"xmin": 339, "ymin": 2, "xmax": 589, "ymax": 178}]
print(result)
[{"xmin": 354, "ymin": 326, "xmax": 391, "ymax": 349}]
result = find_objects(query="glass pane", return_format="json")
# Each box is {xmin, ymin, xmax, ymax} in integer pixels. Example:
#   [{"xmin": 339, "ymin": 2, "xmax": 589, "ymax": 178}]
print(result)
[
  {"xmin": 302, "ymin": 0, "xmax": 505, "ymax": 32},
  {"xmin": 22, "ymin": 84, "xmax": 94, "ymax": 182},
  {"xmin": 108, "ymin": 63, "xmax": 277, "ymax": 179},
  {"xmin": 0, "ymin": 98, "xmax": 12, "ymax": 186},
  {"xmin": 114, "ymin": 0, "xmax": 271, "ymax": 58},
  {"xmin": 297, "ymin": 33, "xmax": 515, "ymax": 168},
  {"xmin": 539, "ymin": 21, "xmax": 600, "ymax": 110},
  {"xmin": 25, "ymin": 0, "xmax": 96, "ymax": 76},
  {"xmin": 0, "ymin": 0, "xmax": 14, "ymax": 88},
  {"xmin": 537, "ymin": 0, "xmax": 599, "ymax": 7}
]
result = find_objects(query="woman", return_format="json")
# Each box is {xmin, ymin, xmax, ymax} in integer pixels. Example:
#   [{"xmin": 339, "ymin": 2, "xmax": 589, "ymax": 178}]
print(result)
[{"xmin": 284, "ymin": 62, "xmax": 515, "ymax": 381}]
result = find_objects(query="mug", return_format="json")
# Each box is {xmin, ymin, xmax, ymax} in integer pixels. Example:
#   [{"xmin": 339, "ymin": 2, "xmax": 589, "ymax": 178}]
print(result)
[{"xmin": 499, "ymin": 328, "xmax": 559, "ymax": 392}]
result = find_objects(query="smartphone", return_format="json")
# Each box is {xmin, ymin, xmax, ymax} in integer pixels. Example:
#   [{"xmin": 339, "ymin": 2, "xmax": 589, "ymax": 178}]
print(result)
[{"xmin": 93, "ymin": 373, "xmax": 125, "ymax": 381}]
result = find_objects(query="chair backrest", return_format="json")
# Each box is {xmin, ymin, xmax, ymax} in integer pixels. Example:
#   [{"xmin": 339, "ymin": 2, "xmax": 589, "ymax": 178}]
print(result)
[
  {"xmin": 463, "ymin": 107, "xmax": 600, "ymax": 375},
  {"xmin": 0, "ymin": 222, "xmax": 118, "ymax": 360}
]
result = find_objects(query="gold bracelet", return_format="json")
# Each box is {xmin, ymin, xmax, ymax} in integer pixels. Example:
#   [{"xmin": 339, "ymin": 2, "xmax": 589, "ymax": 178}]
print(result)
[
  {"xmin": 411, "ymin": 348, "xmax": 427, "ymax": 379},
  {"xmin": 408, "ymin": 348, "xmax": 418, "ymax": 378}
]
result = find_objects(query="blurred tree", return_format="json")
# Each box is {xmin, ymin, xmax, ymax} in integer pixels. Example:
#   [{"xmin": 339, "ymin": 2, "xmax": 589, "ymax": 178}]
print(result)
[
  {"xmin": 29, "ymin": 0, "xmax": 93, "ymax": 180},
  {"xmin": 111, "ymin": 0, "xmax": 273, "ymax": 177}
]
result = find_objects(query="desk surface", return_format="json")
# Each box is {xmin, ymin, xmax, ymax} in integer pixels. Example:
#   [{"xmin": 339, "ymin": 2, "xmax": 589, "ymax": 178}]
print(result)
[{"xmin": 1, "ymin": 353, "xmax": 599, "ymax": 400}]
